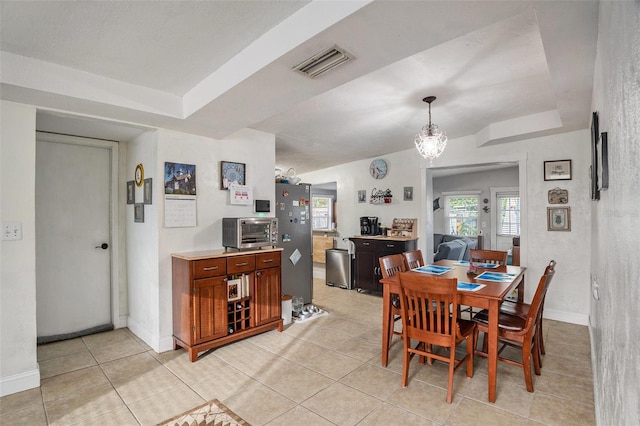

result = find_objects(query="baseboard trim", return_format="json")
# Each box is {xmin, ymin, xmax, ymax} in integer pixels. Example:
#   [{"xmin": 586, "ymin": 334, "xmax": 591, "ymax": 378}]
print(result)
[
  {"xmin": 126, "ymin": 316, "xmax": 159, "ymax": 353},
  {"xmin": 0, "ymin": 367, "xmax": 40, "ymax": 397},
  {"xmin": 158, "ymin": 335, "xmax": 174, "ymax": 353},
  {"xmin": 544, "ymin": 308, "xmax": 589, "ymax": 326}
]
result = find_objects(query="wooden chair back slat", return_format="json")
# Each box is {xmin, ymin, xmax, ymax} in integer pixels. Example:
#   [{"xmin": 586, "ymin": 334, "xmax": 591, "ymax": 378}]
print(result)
[
  {"xmin": 402, "ymin": 250, "xmax": 425, "ymax": 270},
  {"xmin": 379, "ymin": 254, "xmax": 406, "ymax": 279},
  {"xmin": 469, "ymin": 249, "xmax": 508, "ymax": 265}
]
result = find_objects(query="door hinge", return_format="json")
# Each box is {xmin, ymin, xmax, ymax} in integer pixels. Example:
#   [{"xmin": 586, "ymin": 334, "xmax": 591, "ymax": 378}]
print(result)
[{"xmin": 192, "ymin": 325, "xmax": 196, "ymax": 332}]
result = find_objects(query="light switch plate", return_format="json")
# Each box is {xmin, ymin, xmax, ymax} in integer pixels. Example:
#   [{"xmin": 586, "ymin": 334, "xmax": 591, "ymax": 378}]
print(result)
[{"xmin": 2, "ymin": 221, "xmax": 22, "ymax": 240}]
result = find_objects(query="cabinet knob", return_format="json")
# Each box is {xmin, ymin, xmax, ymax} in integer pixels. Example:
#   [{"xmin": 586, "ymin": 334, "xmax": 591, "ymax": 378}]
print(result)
[{"xmin": 256, "ymin": 271, "xmax": 261, "ymax": 276}]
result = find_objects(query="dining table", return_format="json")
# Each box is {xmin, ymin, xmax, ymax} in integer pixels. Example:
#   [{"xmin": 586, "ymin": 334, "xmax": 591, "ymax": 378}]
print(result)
[{"xmin": 380, "ymin": 259, "xmax": 526, "ymax": 403}]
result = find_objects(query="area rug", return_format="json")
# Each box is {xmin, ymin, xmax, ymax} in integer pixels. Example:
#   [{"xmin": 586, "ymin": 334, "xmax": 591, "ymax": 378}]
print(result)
[{"xmin": 157, "ymin": 398, "xmax": 249, "ymax": 426}]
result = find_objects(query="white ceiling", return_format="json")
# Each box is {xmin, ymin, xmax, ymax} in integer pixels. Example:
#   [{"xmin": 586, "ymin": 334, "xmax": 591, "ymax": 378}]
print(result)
[{"xmin": 0, "ymin": 1, "xmax": 599, "ymax": 174}]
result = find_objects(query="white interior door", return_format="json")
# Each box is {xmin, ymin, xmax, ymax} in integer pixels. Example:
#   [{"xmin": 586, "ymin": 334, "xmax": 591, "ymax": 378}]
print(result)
[{"xmin": 36, "ymin": 135, "xmax": 113, "ymax": 338}]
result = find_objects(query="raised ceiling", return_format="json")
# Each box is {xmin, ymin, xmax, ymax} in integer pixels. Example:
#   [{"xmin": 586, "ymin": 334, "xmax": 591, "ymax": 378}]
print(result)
[{"xmin": 0, "ymin": 1, "xmax": 599, "ymax": 174}]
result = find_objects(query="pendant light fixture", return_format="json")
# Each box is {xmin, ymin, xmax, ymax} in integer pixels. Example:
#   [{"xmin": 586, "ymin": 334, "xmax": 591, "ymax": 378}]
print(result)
[{"xmin": 414, "ymin": 96, "xmax": 447, "ymax": 164}]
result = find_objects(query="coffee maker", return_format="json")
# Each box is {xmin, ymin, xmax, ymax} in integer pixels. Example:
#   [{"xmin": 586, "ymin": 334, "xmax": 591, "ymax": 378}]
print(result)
[{"xmin": 360, "ymin": 216, "xmax": 380, "ymax": 236}]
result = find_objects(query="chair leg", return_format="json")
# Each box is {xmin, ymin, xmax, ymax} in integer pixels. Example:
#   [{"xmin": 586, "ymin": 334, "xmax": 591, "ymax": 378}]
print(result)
[
  {"xmin": 522, "ymin": 340, "xmax": 534, "ymax": 392},
  {"xmin": 538, "ymin": 319, "xmax": 546, "ymax": 355},
  {"xmin": 447, "ymin": 351, "xmax": 455, "ymax": 403},
  {"xmin": 466, "ymin": 333, "xmax": 474, "ymax": 378},
  {"xmin": 402, "ymin": 340, "xmax": 410, "ymax": 387},
  {"xmin": 533, "ymin": 337, "xmax": 542, "ymax": 376}
]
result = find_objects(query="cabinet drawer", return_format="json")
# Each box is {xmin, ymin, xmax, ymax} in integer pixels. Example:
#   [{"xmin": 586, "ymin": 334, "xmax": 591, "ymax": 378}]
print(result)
[
  {"xmin": 256, "ymin": 251, "xmax": 281, "ymax": 269},
  {"xmin": 193, "ymin": 258, "xmax": 227, "ymax": 279},
  {"xmin": 227, "ymin": 255, "xmax": 256, "ymax": 274}
]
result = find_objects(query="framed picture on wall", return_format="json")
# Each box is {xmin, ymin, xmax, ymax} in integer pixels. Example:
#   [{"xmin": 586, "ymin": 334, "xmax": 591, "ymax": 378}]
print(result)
[
  {"xmin": 590, "ymin": 111, "xmax": 600, "ymax": 200},
  {"xmin": 143, "ymin": 178, "xmax": 152, "ymax": 204},
  {"xmin": 220, "ymin": 161, "xmax": 246, "ymax": 190},
  {"xmin": 134, "ymin": 203, "xmax": 144, "ymax": 223},
  {"xmin": 127, "ymin": 181, "xmax": 135, "ymax": 204},
  {"xmin": 547, "ymin": 207, "xmax": 571, "ymax": 231},
  {"xmin": 404, "ymin": 186, "xmax": 413, "ymax": 201},
  {"xmin": 544, "ymin": 160, "xmax": 572, "ymax": 181}
]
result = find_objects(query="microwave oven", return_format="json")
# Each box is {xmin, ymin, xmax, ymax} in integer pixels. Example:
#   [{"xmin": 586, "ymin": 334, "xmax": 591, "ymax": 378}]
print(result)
[{"xmin": 222, "ymin": 217, "xmax": 278, "ymax": 250}]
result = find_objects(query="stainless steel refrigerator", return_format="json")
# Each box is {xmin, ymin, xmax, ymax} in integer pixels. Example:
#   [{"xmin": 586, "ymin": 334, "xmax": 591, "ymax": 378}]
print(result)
[{"xmin": 276, "ymin": 183, "xmax": 313, "ymax": 304}]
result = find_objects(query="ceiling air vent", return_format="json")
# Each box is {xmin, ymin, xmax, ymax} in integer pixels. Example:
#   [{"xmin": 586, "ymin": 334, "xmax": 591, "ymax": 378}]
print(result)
[{"xmin": 293, "ymin": 45, "xmax": 353, "ymax": 78}]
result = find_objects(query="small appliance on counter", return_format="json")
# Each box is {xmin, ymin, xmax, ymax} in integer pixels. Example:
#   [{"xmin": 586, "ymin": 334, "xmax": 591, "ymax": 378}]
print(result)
[
  {"xmin": 360, "ymin": 216, "xmax": 380, "ymax": 235},
  {"xmin": 222, "ymin": 217, "xmax": 278, "ymax": 250}
]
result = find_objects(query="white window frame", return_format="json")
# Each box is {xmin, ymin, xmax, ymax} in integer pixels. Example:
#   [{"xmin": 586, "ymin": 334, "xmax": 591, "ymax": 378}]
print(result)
[
  {"xmin": 490, "ymin": 186, "xmax": 519, "ymax": 249},
  {"xmin": 442, "ymin": 190, "xmax": 481, "ymax": 237},
  {"xmin": 311, "ymin": 195, "xmax": 334, "ymax": 231}
]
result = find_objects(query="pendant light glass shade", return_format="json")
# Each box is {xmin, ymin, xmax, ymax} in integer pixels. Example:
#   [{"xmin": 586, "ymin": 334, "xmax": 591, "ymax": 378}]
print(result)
[{"xmin": 414, "ymin": 96, "xmax": 447, "ymax": 164}]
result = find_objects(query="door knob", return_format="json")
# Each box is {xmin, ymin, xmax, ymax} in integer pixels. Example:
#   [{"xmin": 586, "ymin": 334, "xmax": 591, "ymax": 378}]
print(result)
[{"xmin": 95, "ymin": 243, "xmax": 109, "ymax": 250}]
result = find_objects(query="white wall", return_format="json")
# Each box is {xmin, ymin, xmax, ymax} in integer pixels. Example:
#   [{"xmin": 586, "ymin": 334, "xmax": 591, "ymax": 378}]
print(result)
[
  {"xmin": 300, "ymin": 150, "xmax": 424, "ymax": 253},
  {"xmin": 126, "ymin": 127, "xmax": 277, "ymax": 352},
  {"xmin": 0, "ymin": 101, "xmax": 39, "ymax": 396},
  {"xmin": 589, "ymin": 2, "xmax": 640, "ymax": 424},
  {"xmin": 301, "ymin": 129, "xmax": 591, "ymax": 326},
  {"xmin": 125, "ymin": 130, "xmax": 160, "ymax": 349}
]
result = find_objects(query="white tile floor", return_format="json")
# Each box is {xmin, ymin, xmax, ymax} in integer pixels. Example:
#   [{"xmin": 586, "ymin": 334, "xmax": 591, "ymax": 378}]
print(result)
[{"xmin": 0, "ymin": 279, "xmax": 595, "ymax": 425}]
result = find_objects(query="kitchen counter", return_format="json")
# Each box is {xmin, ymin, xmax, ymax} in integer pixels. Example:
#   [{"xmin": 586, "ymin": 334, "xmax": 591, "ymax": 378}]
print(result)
[
  {"xmin": 172, "ymin": 247, "xmax": 282, "ymax": 261},
  {"xmin": 350, "ymin": 235, "xmax": 418, "ymax": 242}
]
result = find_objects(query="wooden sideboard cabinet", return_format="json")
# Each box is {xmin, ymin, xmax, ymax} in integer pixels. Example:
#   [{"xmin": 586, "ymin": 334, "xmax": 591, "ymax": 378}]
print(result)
[
  {"xmin": 349, "ymin": 237, "xmax": 418, "ymax": 293},
  {"xmin": 172, "ymin": 248, "xmax": 283, "ymax": 361}
]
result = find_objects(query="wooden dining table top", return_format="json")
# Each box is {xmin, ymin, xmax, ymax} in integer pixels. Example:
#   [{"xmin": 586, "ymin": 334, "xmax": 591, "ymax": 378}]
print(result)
[{"xmin": 381, "ymin": 259, "xmax": 526, "ymax": 301}]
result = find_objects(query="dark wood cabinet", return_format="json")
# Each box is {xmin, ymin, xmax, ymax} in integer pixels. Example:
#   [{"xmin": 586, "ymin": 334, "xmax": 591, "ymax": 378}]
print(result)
[
  {"xmin": 172, "ymin": 249, "xmax": 283, "ymax": 361},
  {"xmin": 254, "ymin": 251, "xmax": 282, "ymax": 326},
  {"xmin": 350, "ymin": 237, "xmax": 417, "ymax": 293}
]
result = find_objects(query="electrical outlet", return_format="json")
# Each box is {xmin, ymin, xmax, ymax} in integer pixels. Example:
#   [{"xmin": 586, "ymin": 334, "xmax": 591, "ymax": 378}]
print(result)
[{"xmin": 2, "ymin": 221, "xmax": 22, "ymax": 240}]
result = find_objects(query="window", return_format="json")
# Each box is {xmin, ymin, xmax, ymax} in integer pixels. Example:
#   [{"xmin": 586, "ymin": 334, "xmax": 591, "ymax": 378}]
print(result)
[
  {"xmin": 444, "ymin": 195, "xmax": 478, "ymax": 236},
  {"xmin": 497, "ymin": 192, "xmax": 520, "ymax": 235},
  {"xmin": 312, "ymin": 196, "xmax": 333, "ymax": 230}
]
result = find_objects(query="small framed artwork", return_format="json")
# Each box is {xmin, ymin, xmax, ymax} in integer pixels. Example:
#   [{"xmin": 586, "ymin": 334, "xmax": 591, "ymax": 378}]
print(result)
[
  {"xmin": 357, "ymin": 190, "xmax": 366, "ymax": 203},
  {"xmin": 143, "ymin": 178, "xmax": 152, "ymax": 204},
  {"xmin": 548, "ymin": 188, "xmax": 568, "ymax": 204},
  {"xmin": 544, "ymin": 160, "xmax": 572, "ymax": 181},
  {"xmin": 590, "ymin": 112, "xmax": 600, "ymax": 200},
  {"xmin": 600, "ymin": 131, "xmax": 609, "ymax": 190},
  {"xmin": 127, "ymin": 181, "xmax": 135, "ymax": 204},
  {"xmin": 404, "ymin": 186, "xmax": 413, "ymax": 201},
  {"xmin": 547, "ymin": 207, "xmax": 571, "ymax": 231},
  {"xmin": 134, "ymin": 203, "xmax": 144, "ymax": 223},
  {"xmin": 220, "ymin": 161, "xmax": 246, "ymax": 190},
  {"xmin": 227, "ymin": 278, "xmax": 241, "ymax": 301}
]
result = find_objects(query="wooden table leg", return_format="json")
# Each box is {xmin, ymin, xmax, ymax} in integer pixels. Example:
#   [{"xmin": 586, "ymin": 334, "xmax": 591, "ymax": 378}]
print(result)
[
  {"xmin": 487, "ymin": 299, "xmax": 499, "ymax": 402},
  {"xmin": 382, "ymin": 284, "xmax": 391, "ymax": 366}
]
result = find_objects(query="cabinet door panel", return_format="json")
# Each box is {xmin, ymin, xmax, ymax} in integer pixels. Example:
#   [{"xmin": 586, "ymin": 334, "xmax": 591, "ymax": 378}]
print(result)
[
  {"xmin": 255, "ymin": 268, "xmax": 281, "ymax": 325},
  {"xmin": 194, "ymin": 276, "xmax": 227, "ymax": 344}
]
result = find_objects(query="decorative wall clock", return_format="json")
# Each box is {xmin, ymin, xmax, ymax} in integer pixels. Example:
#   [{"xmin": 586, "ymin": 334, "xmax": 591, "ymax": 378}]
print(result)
[
  {"xmin": 135, "ymin": 163, "xmax": 144, "ymax": 187},
  {"xmin": 369, "ymin": 159, "xmax": 388, "ymax": 179}
]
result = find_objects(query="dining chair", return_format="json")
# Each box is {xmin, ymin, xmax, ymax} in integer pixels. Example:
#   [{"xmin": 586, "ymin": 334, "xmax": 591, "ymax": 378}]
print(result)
[
  {"xmin": 461, "ymin": 249, "xmax": 509, "ymax": 319},
  {"xmin": 398, "ymin": 272, "xmax": 476, "ymax": 403},
  {"xmin": 468, "ymin": 249, "xmax": 508, "ymax": 265},
  {"xmin": 379, "ymin": 254, "xmax": 407, "ymax": 352},
  {"xmin": 472, "ymin": 260, "xmax": 556, "ymax": 392},
  {"xmin": 499, "ymin": 260, "xmax": 556, "ymax": 365},
  {"xmin": 402, "ymin": 249, "xmax": 424, "ymax": 270}
]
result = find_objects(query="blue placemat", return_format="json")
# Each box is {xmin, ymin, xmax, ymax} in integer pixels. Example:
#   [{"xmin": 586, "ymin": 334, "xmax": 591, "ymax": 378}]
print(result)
[
  {"xmin": 476, "ymin": 271, "xmax": 516, "ymax": 282},
  {"xmin": 455, "ymin": 260, "xmax": 499, "ymax": 269},
  {"xmin": 414, "ymin": 265, "xmax": 453, "ymax": 275},
  {"xmin": 457, "ymin": 282, "xmax": 486, "ymax": 291}
]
